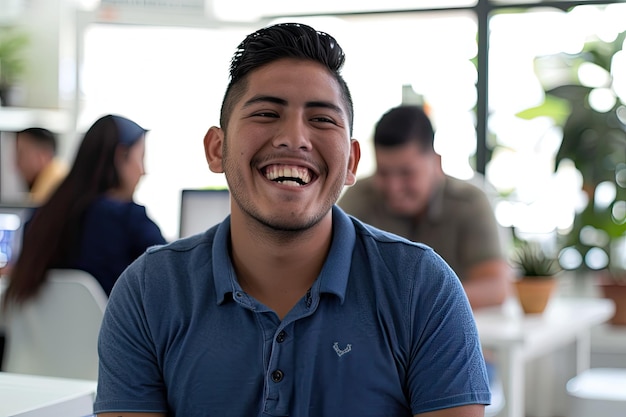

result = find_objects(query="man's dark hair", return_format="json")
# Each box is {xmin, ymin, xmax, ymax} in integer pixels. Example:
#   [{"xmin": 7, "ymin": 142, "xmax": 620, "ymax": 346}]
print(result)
[
  {"xmin": 374, "ymin": 105, "xmax": 435, "ymax": 152},
  {"xmin": 17, "ymin": 127, "xmax": 58, "ymax": 153},
  {"xmin": 220, "ymin": 23, "xmax": 354, "ymax": 135}
]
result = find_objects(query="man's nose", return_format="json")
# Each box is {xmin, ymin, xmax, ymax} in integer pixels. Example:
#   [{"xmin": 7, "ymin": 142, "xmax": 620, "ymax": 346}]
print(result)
[{"xmin": 272, "ymin": 117, "xmax": 312, "ymax": 151}]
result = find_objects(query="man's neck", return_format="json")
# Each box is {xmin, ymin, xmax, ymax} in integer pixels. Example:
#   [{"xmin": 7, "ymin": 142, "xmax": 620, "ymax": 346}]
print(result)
[{"xmin": 229, "ymin": 211, "xmax": 333, "ymax": 319}]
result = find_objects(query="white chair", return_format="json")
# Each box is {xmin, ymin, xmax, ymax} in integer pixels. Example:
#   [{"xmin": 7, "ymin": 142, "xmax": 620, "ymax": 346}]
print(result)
[
  {"xmin": 2, "ymin": 268, "xmax": 107, "ymax": 380},
  {"xmin": 566, "ymin": 368, "xmax": 626, "ymax": 417}
]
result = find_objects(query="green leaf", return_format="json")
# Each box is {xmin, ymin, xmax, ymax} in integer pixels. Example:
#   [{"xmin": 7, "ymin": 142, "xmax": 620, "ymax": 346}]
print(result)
[{"xmin": 515, "ymin": 95, "xmax": 570, "ymax": 125}]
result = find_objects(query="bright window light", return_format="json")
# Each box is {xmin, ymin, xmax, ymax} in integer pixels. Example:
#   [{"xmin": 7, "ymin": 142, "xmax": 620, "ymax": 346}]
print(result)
[
  {"xmin": 585, "ymin": 246, "xmax": 610, "ymax": 269},
  {"xmin": 588, "ymin": 88, "xmax": 617, "ymax": 113},
  {"xmin": 595, "ymin": 181, "xmax": 617, "ymax": 210},
  {"xmin": 76, "ymin": 4, "xmax": 626, "ymax": 242},
  {"xmin": 578, "ymin": 62, "xmax": 610, "ymax": 88}
]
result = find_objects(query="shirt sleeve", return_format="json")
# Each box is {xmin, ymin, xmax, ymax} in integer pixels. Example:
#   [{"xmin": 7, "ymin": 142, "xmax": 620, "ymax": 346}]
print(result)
[
  {"xmin": 94, "ymin": 255, "xmax": 169, "ymax": 414},
  {"xmin": 406, "ymin": 250, "xmax": 491, "ymax": 414}
]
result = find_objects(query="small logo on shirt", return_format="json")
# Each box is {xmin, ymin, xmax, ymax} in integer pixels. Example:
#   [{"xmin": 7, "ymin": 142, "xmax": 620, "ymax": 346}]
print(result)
[{"xmin": 333, "ymin": 342, "xmax": 352, "ymax": 357}]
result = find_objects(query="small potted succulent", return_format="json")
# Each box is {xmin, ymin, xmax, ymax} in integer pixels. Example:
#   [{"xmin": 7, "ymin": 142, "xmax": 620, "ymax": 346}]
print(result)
[{"xmin": 511, "ymin": 240, "xmax": 562, "ymax": 314}]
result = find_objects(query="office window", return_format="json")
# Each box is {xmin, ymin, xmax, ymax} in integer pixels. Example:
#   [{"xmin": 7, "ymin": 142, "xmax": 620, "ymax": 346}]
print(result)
[
  {"xmin": 487, "ymin": 4, "xmax": 626, "ymax": 246},
  {"xmin": 80, "ymin": 24, "xmax": 250, "ymax": 239}
]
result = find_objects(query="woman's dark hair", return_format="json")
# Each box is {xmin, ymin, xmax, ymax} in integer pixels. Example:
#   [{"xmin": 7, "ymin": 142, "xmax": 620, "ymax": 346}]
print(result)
[
  {"xmin": 3, "ymin": 114, "xmax": 144, "ymax": 307},
  {"xmin": 219, "ymin": 22, "xmax": 354, "ymax": 135}
]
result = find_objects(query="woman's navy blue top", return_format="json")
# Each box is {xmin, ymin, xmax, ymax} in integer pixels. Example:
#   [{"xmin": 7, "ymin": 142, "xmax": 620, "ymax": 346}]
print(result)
[{"xmin": 70, "ymin": 196, "xmax": 166, "ymax": 296}]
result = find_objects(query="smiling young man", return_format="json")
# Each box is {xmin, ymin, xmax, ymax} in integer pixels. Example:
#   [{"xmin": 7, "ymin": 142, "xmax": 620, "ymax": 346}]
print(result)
[{"xmin": 94, "ymin": 23, "xmax": 490, "ymax": 417}]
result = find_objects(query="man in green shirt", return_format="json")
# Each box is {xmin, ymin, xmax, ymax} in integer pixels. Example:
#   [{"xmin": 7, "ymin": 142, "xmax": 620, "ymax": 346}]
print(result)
[{"xmin": 339, "ymin": 105, "xmax": 511, "ymax": 309}]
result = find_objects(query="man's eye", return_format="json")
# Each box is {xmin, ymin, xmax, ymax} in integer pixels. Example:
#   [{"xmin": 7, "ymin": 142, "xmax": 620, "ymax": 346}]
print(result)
[
  {"xmin": 253, "ymin": 112, "xmax": 278, "ymax": 118},
  {"xmin": 311, "ymin": 116, "xmax": 336, "ymax": 124}
]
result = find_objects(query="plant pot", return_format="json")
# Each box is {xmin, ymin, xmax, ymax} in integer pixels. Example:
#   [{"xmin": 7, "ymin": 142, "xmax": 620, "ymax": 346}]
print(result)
[
  {"xmin": 597, "ymin": 273, "xmax": 626, "ymax": 326},
  {"xmin": 514, "ymin": 278, "xmax": 557, "ymax": 314}
]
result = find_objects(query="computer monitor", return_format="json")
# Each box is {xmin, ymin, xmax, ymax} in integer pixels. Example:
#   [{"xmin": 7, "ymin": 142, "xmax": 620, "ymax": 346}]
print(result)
[
  {"xmin": 179, "ymin": 189, "xmax": 230, "ymax": 238},
  {"xmin": 0, "ymin": 203, "xmax": 36, "ymax": 269}
]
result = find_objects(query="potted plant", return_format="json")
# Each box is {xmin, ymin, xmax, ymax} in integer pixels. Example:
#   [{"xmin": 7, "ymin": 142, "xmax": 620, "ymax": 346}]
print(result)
[
  {"xmin": 0, "ymin": 26, "xmax": 29, "ymax": 106},
  {"xmin": 597, "ymin": 267, "xmax": 626, "ymax": 325},
  {"xmin": 515, "ymin": 30, "xmax": 626, "ymax": 324},
  {"xmin": 511, "ymin": 240, "xmax": 562, "ymax": 314},
  {"xmin": 516, "ymin": 30, "xmax": 626, "ymax": 275}
]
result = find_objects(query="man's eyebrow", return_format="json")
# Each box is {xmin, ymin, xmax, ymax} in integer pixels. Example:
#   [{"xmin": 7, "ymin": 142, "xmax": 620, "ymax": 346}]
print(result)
[
  {"xmin": 306, "ymin": 101, "xmax": 344, "ymax": 115},
  {"xmin": 242, "ymin": 95, "xmax": 286, "ymax": 108},
  {"xmin": 242, "ymin": 95, "xmax": 344, "ymax": 115}
]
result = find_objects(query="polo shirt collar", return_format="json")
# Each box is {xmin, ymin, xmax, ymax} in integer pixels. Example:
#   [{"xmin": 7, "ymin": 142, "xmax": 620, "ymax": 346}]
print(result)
[
  {"xmin": 314, "ymin": 205, "xmax": 354, "ymax": 303},
  {"xmin": 213, "ymin": 205, "xmax": 355, "ymax": 305}
]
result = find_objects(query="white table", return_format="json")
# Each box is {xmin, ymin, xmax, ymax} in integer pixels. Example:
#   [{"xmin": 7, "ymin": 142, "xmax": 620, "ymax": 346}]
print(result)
[
  {"xmin": 0, "ymin": 372, "xmax": 96, "ymax": 417},
  {"xmin": 474, "ymin": 296, "xmax": 615, "ymax": 417}
]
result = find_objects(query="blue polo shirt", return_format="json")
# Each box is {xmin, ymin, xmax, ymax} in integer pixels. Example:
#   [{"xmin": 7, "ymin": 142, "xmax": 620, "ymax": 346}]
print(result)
[{"xmin": 95, "ymin": 206, "xmax": 490, "ymax": 416}]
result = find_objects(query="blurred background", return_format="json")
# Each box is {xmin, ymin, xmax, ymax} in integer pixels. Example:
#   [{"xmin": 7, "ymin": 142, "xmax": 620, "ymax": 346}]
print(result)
[
  {"xmin": 1, "ymin": 3, "xmax": 626, "ymax": 417},
  {"xmin": 0, "ymin": 0, "xmax": 625, "ymax": 270}
]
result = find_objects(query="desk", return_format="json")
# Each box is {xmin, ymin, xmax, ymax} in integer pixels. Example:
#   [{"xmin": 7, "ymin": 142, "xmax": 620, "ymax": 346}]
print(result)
[
  {"xmin": 474, "ymin": 297, "xmax": 615, "ymax": 417},
  {"xmin": 0, "ymin": 372, "xmax": 96, "ymax": 417}
]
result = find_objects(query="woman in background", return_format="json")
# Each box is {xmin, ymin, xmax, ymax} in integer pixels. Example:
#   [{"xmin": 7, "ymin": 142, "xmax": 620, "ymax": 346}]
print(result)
[{"xmin": 3, "ymin": 114, "xmax": 166, "ymax": 306}]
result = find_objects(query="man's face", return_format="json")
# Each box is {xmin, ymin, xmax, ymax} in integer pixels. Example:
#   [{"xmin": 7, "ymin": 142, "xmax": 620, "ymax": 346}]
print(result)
[
  {"xmin": 15, "ymin": 134, "xmax": 47, "ymax": 187},
  {"xmin": 209, "ymin": 58, "xmax": 360, "ymax": 231},
  {"xmin": 373, "ymin": 141, "xmax": 441, "ymax": 217}
]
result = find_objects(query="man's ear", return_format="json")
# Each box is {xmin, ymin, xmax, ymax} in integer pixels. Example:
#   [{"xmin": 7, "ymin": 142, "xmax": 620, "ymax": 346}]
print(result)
[
  {"xmin": 344, "ymin": 139, "xmax": 361, "ymax": 186},
  {"xmin": 204, "ymin": 126, "xmax": 224, "ymax": 173}
]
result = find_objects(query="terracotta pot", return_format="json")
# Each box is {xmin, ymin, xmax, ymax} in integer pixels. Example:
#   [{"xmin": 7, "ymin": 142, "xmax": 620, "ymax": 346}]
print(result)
[
  {"xmin": 514, "ymin": 278, "xmax": 557, "ymax": 314},
  {"xmin": 598, "ymin": 281, "xmax": 626, "ymax": 326}
]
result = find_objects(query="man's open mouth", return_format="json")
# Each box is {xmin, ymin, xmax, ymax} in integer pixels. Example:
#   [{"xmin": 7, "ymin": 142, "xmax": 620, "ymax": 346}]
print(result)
[{"xmin": 263, "ymin": 164, "xmax": 313, "ymax": 186}]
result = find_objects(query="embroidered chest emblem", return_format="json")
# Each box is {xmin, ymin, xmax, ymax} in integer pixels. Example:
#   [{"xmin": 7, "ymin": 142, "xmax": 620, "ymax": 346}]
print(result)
[{"xmin": 333, "ymin": 342, "xmax": 352, "ymax": 357}]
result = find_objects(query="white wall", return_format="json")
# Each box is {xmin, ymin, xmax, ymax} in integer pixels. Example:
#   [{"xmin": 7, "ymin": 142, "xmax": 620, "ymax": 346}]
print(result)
[{"xmin": 8, "ymin": 0, "xmax": 63, "ymax": 109}]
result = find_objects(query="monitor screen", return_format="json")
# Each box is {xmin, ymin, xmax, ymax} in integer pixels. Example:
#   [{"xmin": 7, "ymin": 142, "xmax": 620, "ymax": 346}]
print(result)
[
  {"xmin": 179, "ymin": 189, "xmax": 230, "ymax": 238},
  {"xmin": 0, "ymin": 203, "xmax": 36, "ymax": 269}
]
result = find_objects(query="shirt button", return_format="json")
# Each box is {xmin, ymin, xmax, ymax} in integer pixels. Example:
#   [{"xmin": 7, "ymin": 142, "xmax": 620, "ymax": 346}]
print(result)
[
  {"xmin": 271, "ymin": 370, "xmax": 284, "ymax": 383},
  {"xmin": 276, "ymin": 331, "xmax": 286, "ymax": 343}
]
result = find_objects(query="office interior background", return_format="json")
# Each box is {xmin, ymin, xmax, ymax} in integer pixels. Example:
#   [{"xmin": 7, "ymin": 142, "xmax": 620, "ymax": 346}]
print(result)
[
  {"xmin": 1, "ymin": 2, "xmax": 626, "ymax": 417},
  {"xmin": 1, "ymin": 0, "xmax": 625, "ymax": 263}
]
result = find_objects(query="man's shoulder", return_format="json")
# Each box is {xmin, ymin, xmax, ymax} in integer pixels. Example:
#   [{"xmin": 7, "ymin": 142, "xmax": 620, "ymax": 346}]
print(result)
[
  {"xmin": 116, "ymin": 228, "xmax": 218, "ymax": 295},
  {"xmin": 348, "ymin": 213, "xmax": 432, "ymax": 254},
  {"xmin": 346, "ymin": 214, "xmax": 460, "ymax": 297},
  {"xmin": 338, "ymin": 176, "xmax": 380, "ymax": 217},
  {"xmin": 445, "ymin": 175, "xmax": 483, "ymax": 193},
  {"xmin": 443, "ymin": 175, "xmax": 492, "ymax": 205},
  {"xmin": 339, "ymin": 175, "xmax": 376, "ymax": 200},
  {"xmin": 146, "ymin": 228, "xmax": 216, "ymax": 257}
]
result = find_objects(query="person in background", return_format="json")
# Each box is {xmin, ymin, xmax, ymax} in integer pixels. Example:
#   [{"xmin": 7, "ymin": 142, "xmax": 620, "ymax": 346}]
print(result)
[
  {"xmin": 2, "ymin": 114, "xmax": 166, "ymax": 306},
  {"xmin": 94, "ymin": 23, "xmax": 489, "ymax": 417},
  {"xmin": 339, "ymin": 105, "xmax": 511, "ymax": 309},
  {"xmin": 338, "ymin": 105, "xmax": 510, "ymax": 414},
  {"xmin": 15, "ymin": 127, "xmax": 68, "ymax": 204}
]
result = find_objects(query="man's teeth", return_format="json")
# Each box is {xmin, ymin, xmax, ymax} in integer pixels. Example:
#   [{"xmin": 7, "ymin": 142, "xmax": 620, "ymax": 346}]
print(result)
[
  {"xmin": 280, "ymin": 180, "xmax": 303, "ymax": 187},
  {"xmin": 265, "ymin": 166, "xmax": 311, "ymax": 185}
]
